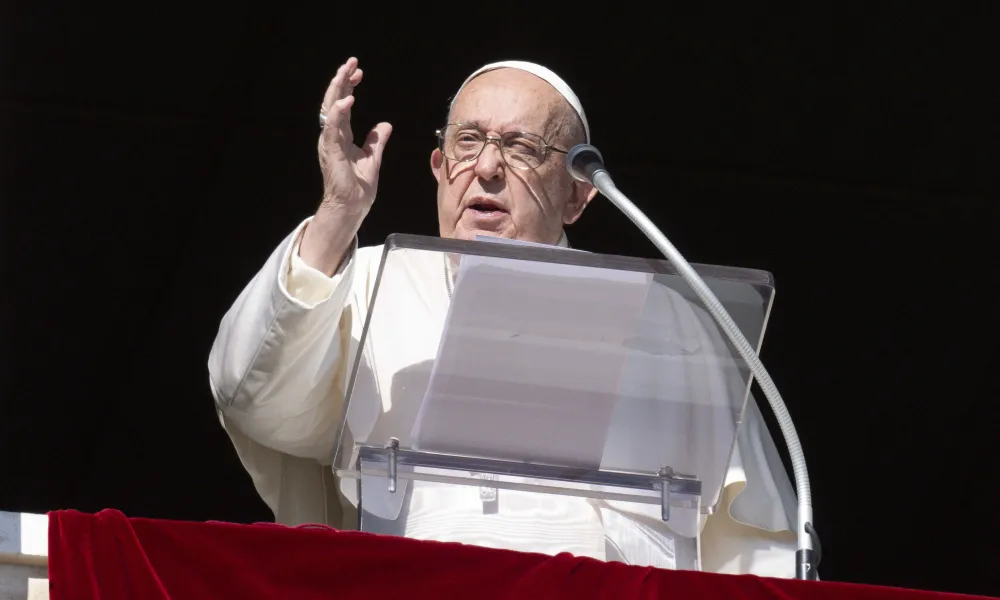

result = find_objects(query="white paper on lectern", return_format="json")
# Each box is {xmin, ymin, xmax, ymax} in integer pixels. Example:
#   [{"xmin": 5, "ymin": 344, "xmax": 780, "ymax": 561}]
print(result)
[{"xmin": 411, "ymin": 236, "xmax": 654, "ymax": 469}]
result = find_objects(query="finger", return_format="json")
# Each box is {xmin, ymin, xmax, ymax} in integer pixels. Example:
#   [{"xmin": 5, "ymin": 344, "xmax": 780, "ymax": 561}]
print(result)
[
  {"xmin": 338, "ymin": 57, "xmax": 359, "ymax": 100},
  {"xmin": 343, "ymin": 69, "xmax": 363, "ymax": 126},
  {"xmin": 320, "ymin": 61, "xmax": 347, "ymax": 113},
  {"xmin": 320, "ymin": 57, "xmax": 358, "ymax": 114},
  {"xmin": 362, "ymin": 122, "xmax": 393, "ymax": 166},
  {"xmin": 348, "ymin": 68, "xmax": 363, "ymax": 87},
  {"xmin": 322, "ymin": 95, "xmax": 355, "ymax": 134}
]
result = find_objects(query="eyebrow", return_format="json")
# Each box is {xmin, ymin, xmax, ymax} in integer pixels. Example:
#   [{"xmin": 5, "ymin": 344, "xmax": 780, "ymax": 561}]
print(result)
[{"xmin": 455, "ymin": 119, "xmax": 536, "ymax": 134}]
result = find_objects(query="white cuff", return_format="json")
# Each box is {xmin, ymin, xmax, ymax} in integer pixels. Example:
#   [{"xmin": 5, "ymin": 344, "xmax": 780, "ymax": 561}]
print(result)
[{"xmin": 283, "ymin": 222, "xmax": 356, "ymax": 309}]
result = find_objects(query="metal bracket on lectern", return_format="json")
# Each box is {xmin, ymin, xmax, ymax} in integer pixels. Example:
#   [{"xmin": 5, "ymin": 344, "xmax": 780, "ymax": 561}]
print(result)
[
  {"xmin": 658, "ymin": 466, "xmax": 673, "ymax": 521},
  {"xmin": 385, "ymin": 437, "xmax": 399, "ymax": 493},
  {"xmin": 353, "ymin": 443, "xmax": 703, "ymax": 524}
]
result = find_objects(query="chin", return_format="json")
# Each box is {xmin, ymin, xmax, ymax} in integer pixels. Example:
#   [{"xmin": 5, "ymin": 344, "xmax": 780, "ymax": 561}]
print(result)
[{"xmin": 452, "ymin": 226, "xmax": 515, "ymax": 241}]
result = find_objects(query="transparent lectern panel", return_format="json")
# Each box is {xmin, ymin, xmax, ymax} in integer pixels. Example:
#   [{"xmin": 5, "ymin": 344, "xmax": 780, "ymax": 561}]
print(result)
[{"xmin": 332, "ymin": 234, "xmax": 774, "ymax": 513}]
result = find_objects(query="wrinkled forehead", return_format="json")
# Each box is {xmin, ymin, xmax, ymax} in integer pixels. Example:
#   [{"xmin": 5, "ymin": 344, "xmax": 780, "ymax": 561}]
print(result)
[{"xmin": 449, "ymin": 69, "xmax": 568, "ymax": 136}]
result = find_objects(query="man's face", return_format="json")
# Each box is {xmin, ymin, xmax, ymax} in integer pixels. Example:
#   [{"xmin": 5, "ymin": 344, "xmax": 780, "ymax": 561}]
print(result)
[{"xmin": 431, "ymin": 69, "xmax": 596, "ymax": 244}]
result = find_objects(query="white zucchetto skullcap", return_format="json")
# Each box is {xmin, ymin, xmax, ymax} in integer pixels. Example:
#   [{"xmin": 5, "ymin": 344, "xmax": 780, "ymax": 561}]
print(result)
[{"xmin": 451, "ymin": 60, "xmax": 590, "ymax": 143}]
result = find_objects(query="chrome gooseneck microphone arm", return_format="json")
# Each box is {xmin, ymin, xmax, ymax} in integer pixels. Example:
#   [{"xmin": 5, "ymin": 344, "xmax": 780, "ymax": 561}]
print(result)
[{"xmin": 566, "ymin": 144, "xmax": 820, "ymax": 580}]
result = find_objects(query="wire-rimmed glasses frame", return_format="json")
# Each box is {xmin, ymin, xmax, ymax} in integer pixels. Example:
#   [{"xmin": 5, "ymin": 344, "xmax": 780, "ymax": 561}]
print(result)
[{"xmin": 435, "ymin": 124, "xmax": 569, "ymax": 171}]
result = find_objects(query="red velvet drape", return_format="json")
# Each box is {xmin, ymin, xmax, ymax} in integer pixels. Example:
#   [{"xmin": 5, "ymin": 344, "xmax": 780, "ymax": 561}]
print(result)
[{"xmin": 46, "ymin": 510, "xmax": 991, "ymax": 599}]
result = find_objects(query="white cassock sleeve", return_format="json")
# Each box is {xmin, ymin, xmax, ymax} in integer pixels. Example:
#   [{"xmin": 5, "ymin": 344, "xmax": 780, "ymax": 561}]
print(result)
[{"xmin": 207, "ymin": 217, "xmax": 360, "ymax": 525}]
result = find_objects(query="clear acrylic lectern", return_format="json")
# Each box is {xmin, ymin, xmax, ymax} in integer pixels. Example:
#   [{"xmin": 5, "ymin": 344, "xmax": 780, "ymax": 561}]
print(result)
[{"xmin": 331, "ymin": 233, "xmax": 774, "ymax": 570}]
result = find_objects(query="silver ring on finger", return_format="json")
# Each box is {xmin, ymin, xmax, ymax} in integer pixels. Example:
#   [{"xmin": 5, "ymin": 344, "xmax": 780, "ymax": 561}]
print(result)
[{"xmin": 319, "ymin": 111, "xmax": 327, "ymax": 128}]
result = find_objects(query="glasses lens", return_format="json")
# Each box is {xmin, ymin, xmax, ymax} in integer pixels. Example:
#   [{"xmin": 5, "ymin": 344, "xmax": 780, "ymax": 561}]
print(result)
[
  {"xmin": 501, "ymin": 132, "xmax": 546, "ymax": 169},
  {"xmin": 441, "ymin": 126, "xmax": 484, "ymax": 161}
]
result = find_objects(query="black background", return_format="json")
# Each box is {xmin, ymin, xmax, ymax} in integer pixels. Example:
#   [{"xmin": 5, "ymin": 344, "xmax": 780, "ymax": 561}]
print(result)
[{"xmin": 2, "ymin": 4, "xmax": 998, "ymax": 596}]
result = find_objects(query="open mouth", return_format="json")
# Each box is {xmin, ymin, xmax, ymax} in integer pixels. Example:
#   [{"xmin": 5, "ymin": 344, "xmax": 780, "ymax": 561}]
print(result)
[{"xmin": 468, "ymin": 199, "xmax": 507, "ymax": 215}]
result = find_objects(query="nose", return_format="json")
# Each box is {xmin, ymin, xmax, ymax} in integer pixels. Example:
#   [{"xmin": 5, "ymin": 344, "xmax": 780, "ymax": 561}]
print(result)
[{"xmin": 474, "ymin": 138, "xmax": 505, "ymax": 181}]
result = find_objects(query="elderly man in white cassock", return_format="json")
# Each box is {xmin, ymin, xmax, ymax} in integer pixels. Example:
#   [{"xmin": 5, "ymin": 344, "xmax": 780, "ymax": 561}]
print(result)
[{"xmin": 208, "ymin": 57, "xmax": 799, "ymax": 577}]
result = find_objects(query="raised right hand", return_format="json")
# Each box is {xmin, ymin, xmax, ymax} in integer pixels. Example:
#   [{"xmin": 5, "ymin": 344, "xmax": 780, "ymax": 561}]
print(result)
[
  {"xmin": 301, "ymin": 57, "xmax": 392, "ymax": 274},
  {"xmin": 318, "ymin": 57, "xmax": 393, "ymax": 218}
]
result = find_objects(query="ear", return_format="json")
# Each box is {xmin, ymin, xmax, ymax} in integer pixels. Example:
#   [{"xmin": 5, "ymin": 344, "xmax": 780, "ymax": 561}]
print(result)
[
  {"xmin": 430, "ymin": 148, "xmax": 444, "ymax": 184},
  {"xmin": 562, "ymin": 181, "xmax": 599, "ymax": 225}
]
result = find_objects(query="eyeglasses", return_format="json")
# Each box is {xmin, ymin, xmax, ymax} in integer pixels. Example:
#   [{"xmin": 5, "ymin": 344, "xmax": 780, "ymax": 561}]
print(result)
[{"xmin": 435, "ymin": 124, "xmax": 568, "ymax": 170}]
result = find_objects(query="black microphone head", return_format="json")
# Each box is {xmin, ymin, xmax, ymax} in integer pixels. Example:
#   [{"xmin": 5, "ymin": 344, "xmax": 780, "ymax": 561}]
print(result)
[{"xmin": 565, "ymin": 144, "xmax": 606, "ymax": 183}]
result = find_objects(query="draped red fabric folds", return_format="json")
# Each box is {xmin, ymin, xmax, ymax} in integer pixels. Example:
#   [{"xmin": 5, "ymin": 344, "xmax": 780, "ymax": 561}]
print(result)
[{"xmin": 47, "ymin": 510, "xmax": 990, "ymax": 600}]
